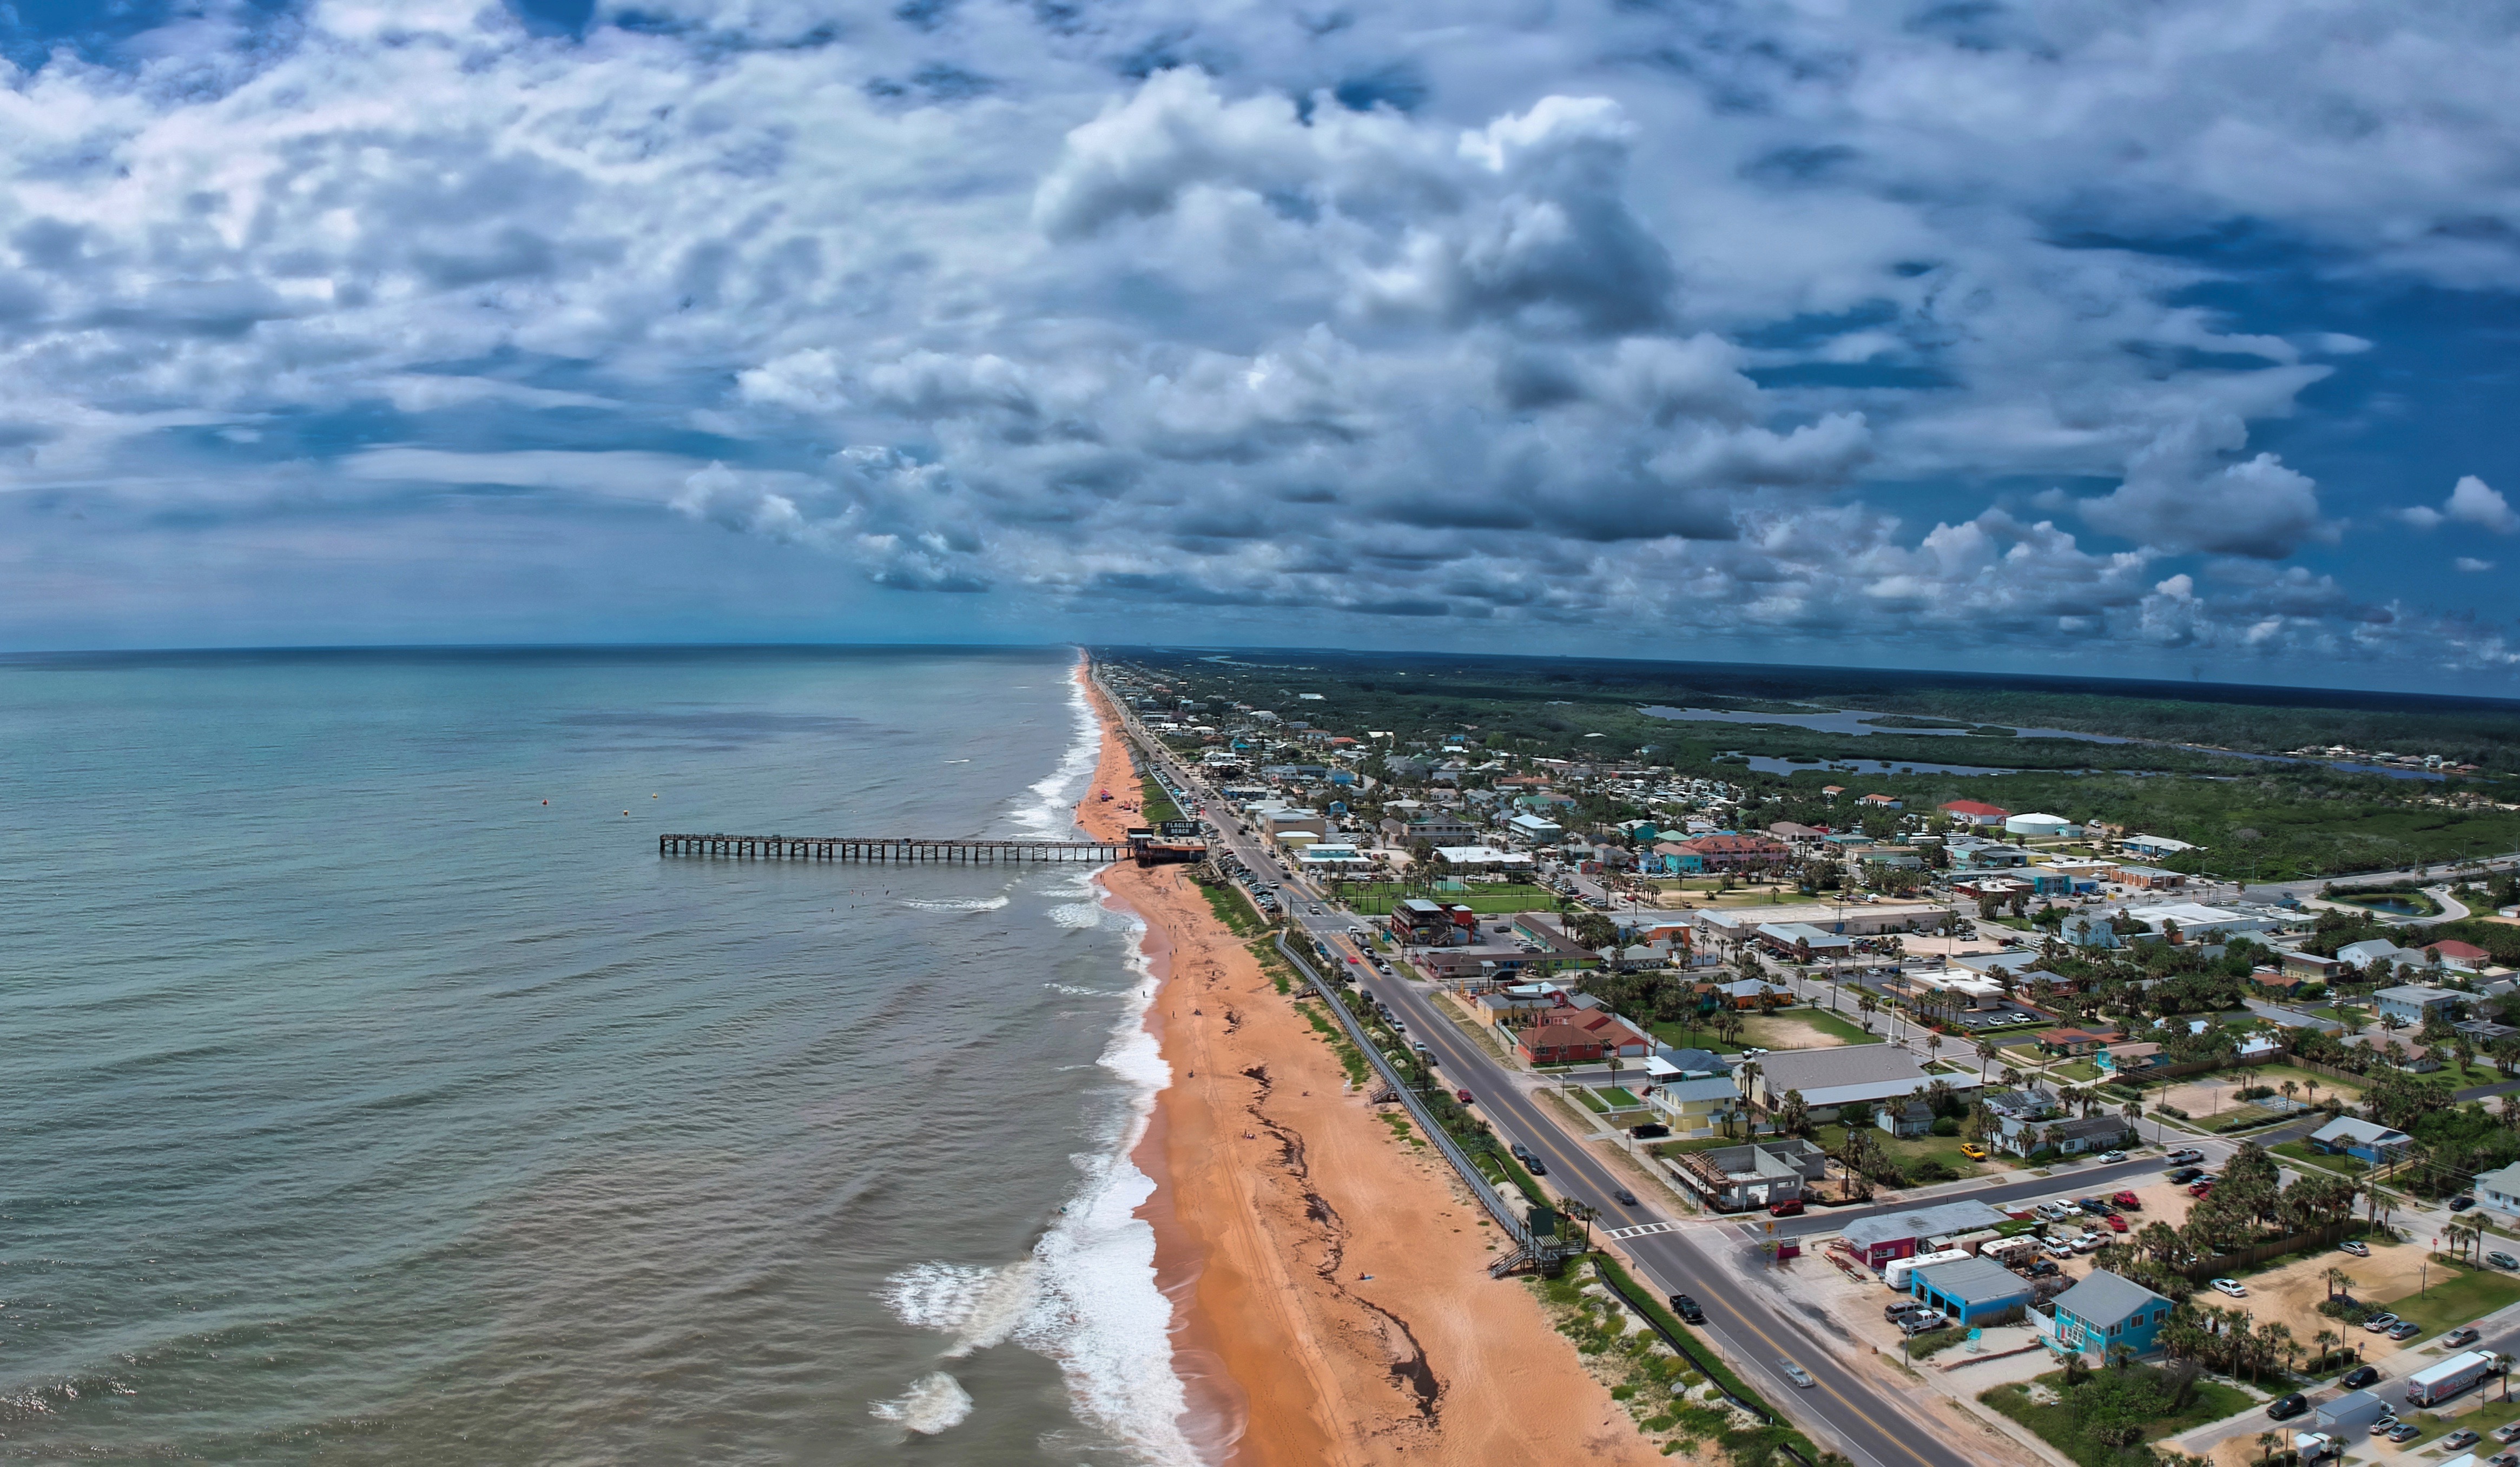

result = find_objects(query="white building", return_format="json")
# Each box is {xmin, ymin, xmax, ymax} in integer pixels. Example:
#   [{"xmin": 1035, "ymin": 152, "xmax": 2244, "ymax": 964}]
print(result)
[
  {"xmin": 1434, "ymin": 845, "xmax": 1536, "ymax": 870},
  {"xmin": 2120, "ymin": 834, "xmax": 2199, "ymax": 859},
  {"xmin": 2004, "ymin": 813, "xmax": 2083, "ymax": 838}
]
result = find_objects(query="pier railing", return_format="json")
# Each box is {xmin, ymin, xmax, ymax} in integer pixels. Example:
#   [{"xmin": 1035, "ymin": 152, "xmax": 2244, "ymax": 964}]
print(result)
[
  {"xmin": 1272, "ymin": 930, "xmax": 1554, "ymax": 1270},
  {"xmin": 659, "ymin": 834, "xmax": 1127, "ymax": 861}
]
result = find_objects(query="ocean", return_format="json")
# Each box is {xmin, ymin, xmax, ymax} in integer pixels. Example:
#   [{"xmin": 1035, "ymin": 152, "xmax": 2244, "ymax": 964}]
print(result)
[{"xmin": 0, "ymin": 646, "xmax": 1193, "ymax": 1464}]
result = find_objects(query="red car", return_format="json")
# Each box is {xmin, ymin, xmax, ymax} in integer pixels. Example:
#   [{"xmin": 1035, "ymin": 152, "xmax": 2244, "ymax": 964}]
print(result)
[
  {"xmin": 2189, "ymin": 1180, "xmax": 2214, "ymax": 1197},
  {"xmin": 1455, "ymin": 1089, "xmax": 1474, "ymax": 1103},
  {"xmin": 1770, "ymin": 1198, "xmax": 1805, "ymax": 1218},
  {"xmin": 2111, "ymin": 1191, "xmax": 2142, "ymax": 1211},
  {"xmin": 2105, "ymin": 1214, "xmax": 2129, "ymax": 1232}
]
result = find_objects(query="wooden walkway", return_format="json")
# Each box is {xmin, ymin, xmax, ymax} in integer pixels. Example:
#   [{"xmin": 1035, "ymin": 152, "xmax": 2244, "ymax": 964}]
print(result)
[{"xmin": 659, "ymin": 834, "xmax": 1129, "ymax": 862}]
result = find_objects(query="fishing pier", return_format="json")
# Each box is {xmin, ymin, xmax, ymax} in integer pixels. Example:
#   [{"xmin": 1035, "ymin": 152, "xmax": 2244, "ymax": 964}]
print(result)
[{"xmin": 659, "ymin": 834, "xmax": 1130, "ymax": 861}]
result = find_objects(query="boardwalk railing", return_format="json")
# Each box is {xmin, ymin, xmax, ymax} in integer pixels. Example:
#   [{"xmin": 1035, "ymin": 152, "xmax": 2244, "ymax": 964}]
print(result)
[
  {"xmin": 1271, "ymin": 930, "xmax": 1556, "ymax": 1271},
  {"xmin": 659, "ymin": 834, "xmax": 1127, "ymax": 861}
]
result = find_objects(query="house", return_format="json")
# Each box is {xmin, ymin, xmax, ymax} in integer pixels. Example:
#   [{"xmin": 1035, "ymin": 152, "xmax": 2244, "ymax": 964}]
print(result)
[
  {"xmin": 2060, "ymin": 912, "xmax": 2121, "ymax": 949},
  {"xmin": 1840, "ymin": 1200, "xmax": 2011, "ymax": 1268},
  {"xmin": 1769, "ymin": 821, "xmax": 1830, "ymax": 843},
  {"xmin": 1697, "ymin": 976, "xmax": 1787, "ymax": 1011},
  {"xmin": 2036, "ymin": 1026, "xmax": 2122, "ymax": 1057},
  {"xmin": 1503, "ymin": 812, "xmax": 1566, "ymax": 843},
  {"xmin": 1754, "ymin": 922, "xmax": 1857, "ymax": 961},
  {"xmin": 1910, "ymin": 1256, "xmax": 2035, "ymax": 1327},
  {"xmin": 2094, "ymin": 1042, "xmax": 2164, "ymax": 1075},
  {"xmin": 2109, "ymin": 864, "xmax": 2187, "ymax": 890},
  {"xmin": 2004, "ymin": 813, "xmax": 2083, "ymax": 838},
  {"xmin": 1820, "ymin": 785, "xmax": 1847, "ymax": 801},
  {"xmin": 1857, "ymin": 793, "xmax": 1902, "ymax": 809},
  {"xmin": 2374, "ymin": 983, "xmax": 2463, "ymax": 1027},
  {"xmin": 1940, "ymin": 800, "xmax": 2011, "ymax": 827},
  {"xmin": 1995, "ymin": 1112, "xmax": 2133, "ymax": 1158},
  {"xmin": 1518, "ymin": 1010, "xmax": 1653, "ymax": 1065},
  {"xmin": 2120, "ymin": 834, "xmax": 2200, "ymax": 860},
  {"xmin": 1400, "ymin": 815, "xmax": 1479, "ymax": 845},
  {"xmin": 1982, "ymin": 1086, "xmax": 2062, "ymax": 1121},
  {"xmin": 1748, "ymin": 1046, "xmax": 1978, "ymax": 1120},
  {"xmin": 1650, "ymin": 1046, "xmax": 1729, "ymax": 1078},
  {"xmin": 2282, "ymin": 951, "xmax": 2346, "ymax": 981},
  {"xmin": 2309, "ymin": 1116, "xmax": 2414, "ymax": 1165},
  {"xmin": 1661, "ymin": 1138, "xmax": 1829, "ymax": 1212},
  {"xmin": 1876, "ymin": 1098, "xmax": 1936, "ymax": 1138},
  {"xmin": 1950, "ymin": 840, "xmax": 2030, "ymax": 870},
  {"xmin": 2433, "ymin": 940, "xmax": 2495, "ymax": 969},
  {"xmin": 1644, "ymin": 1075, "xmax": 1741, "ymax": 1137},
  {"xmin": 2473, "ymin": 1161, "xmax": 2520, "ymax": 1217},
  {"xmin": 2044, "ymin": 1271, "xmax": 2175, "ymax": 1360}
]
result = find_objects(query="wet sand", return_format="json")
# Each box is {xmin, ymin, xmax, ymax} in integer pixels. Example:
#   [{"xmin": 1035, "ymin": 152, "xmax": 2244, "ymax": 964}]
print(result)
[{"xmin": 1076, "ymin": 664, "xmax": 1661, "ymax": 1466}]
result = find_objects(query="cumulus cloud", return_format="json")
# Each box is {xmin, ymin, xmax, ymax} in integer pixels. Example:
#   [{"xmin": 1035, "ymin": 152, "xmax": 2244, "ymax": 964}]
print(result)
[
  {"xmin": 2399, "ymin": 475, "xmax": 2520, "ymax": 534},
  {"xmin": 0, "ymin": 0, "xmax": 2511, "ymax": 679}
]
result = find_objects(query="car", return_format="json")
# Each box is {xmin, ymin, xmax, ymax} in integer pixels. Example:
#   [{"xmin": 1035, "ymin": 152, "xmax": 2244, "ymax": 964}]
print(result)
[
  {"xmin": 2072, "ymin": 1233, "xmax": 2106, "ymax": 1254},
  {"xmin": 2445, "ymin": 1327, "xmax": 2481, "ymax": 1348},
  {"xmin": 2190, "ymin": 1181, "xmax": 2215, "ymax": 1197},
  {"xmin": 2387, "ymin": 1423, "xmax": 2422, "ymax": 1444},
  {"xmin": 2105, "ymin": 1214, "xmax": 2129, "ymax": 1233},
  {"xmin": 1456, "ymin": 1089, "xmax": 1474, "ymax": 1104},
  {"xmin": 2037, "ymin": 1201, "xmax": 2077, "ymax": 1220},
  {"xmin": 2363, "ymin": 1312, "xmax": 2400, "ymax": 1333},
  {"xmin": 2341, "ymin": 1239, "xmax": 2372, "ymax": 1258},
  {"xmin": 1671, "ymin": 1294, "xmax": 1705, "ymax": 1324},
  {"xmin": 1960, "ymin": 1144, "xmax": 1988, "ymax": 1161},
  {"xmin": 2443, "ymin": 1430, "xmax": 2481, "ymax": 1452},
  {"xmin": 1887, "ymin": 1301, "xmax": 1936, "ymax": 1323},
  {"xmin": 1614, "ymin": 1188, "xmax": 1640, "ymax": 1207},
  {"xmin": 2496, "ymin": 1253, "xmax": 2520, "ymax": 1272},
  {"xmin": 2389, "ymin": 1320, "xmax": 2423, "ymax": 1340},
  {"xmin": 2452, "ymin": 1195, "xmax": 2478, "ymax": 1212},
  {"xmin": 1781, "ymin": 1362, "xmax": 1816, "ymax": 1389},
  {"xmin": 1528, "ymin": 1158, "xmax": 1548, "ymax": 1176},
  {"xmin": 2170, "ymin": 1167, "xmax": 2205, "ymax": 1184},
  {"xmin": 2268, "ymin": 1394, "xmax": 2311, "ymax": 1421},
  {"xmin": 2211, "ymin": 1278, "xmax": 2247, "ymax": 1298},
  {"xmin": 2024, "ymin": 1259, "xmax": 2061, "ymax": 1278},
  {"xmin": 2341, "ymin": 1365, "xmax": 2382, "ymax": 1390},
  {"xmin": 2490, "ymin": 1421, "xmax": 2520, "ymax": 1445},
  {"xmin": 2043, "ymin": 1239, "xmax": 2076, "ymax": 1260},
  {"xmin": 2167, "ymin": 1148, "xmax": 2204, "ymax": 1165},
  {"xmin": 2078, "ymin": 1197, "xmax": 2112, "ymax": 1215},
  {"xmin": 1769, "ymin": 1198, "xmax": 1805, "ymax": 1217},
  {"xmin": 2100, "ymin": 1150, "xmax": 2128, "ymax": 1163},
  {"xmin": 2112, "ymin": 1191, "xmax": 2143, "ymax": 1210},
  {"xmin": 2484, "ymin": 1452, "xmax": 2516, "ymax": 1467},
  {"xmin": 2372, "ymin": 1417, "xmax": 2404, "ymax": 1437},
  {"xmin": 1900, "ymin": 1314, "xmax": 1945, "ymax": 1336}
]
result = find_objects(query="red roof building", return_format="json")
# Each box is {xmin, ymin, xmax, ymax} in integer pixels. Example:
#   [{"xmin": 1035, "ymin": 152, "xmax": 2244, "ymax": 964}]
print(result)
[
  {"xmin": 1674, "ymin": 834, "xmax": 1792, "ymax": 870},
  {"xmin": 1516, "ymin": 1011, "xmax": 1652, "ymax": 1064},
  {"xmin": 1940, "ymin": 800, "xmax": 2011, "ymax": 825}
]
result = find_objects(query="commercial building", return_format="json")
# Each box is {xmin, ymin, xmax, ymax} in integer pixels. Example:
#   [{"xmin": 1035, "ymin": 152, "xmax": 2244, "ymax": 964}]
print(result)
[
  {"xmin": 1747, "ymin": 1045, "xmax": 1978, "ymax": 1120},
  {"xmin": 2004, "ymin": 813, "xmax": 2083, "ymax": 838},
  {"xmin": 1838, "ymin": 1199, "xmax": 2011, "ymax": 1268},
  {"xmin": 1909, "ymin": 1256, "xmax": 2034, "ymax": 1326},
  {"xmin": 1940, "ymin": 801, "xmax": 2011, "ymax": 827}
]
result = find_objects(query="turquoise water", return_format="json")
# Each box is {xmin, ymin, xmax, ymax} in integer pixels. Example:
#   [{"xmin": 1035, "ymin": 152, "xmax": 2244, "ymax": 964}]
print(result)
[{"xmin": 0, "ymin": 647, "xmax": 1188, "ymax": 1464}]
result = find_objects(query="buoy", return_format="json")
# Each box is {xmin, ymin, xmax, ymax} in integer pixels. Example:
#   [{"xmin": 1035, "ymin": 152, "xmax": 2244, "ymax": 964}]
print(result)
[{"xmin": 542, "ymin": 800, "xmax": 547, "ymax": 805}]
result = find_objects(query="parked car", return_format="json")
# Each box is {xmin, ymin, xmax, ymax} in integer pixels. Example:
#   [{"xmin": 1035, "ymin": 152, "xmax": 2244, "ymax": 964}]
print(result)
[
  {"xmin": 1769, "ymin": 1198, "xmax": 1805, "ymax": 1218},
  {"xmin": 2077, "ymin": 1197, "xmax": 2112, "ymax": 1215},
  {"xmin": 2042, "ymin": 1239, "xmax": 2076, "ymax": 1260},
  {"xmin": 2024, "ymin": 1259, "xmax": 2061, "ymax": 1278},
  {"xmin": 2443, "ymin": 1430, "xmax": 2481, "ymax": 1452},
  {"xmin": 2268, "ymin": 1394, "xmax": 2310, "ymax": 1421},
  {"xmin": 1885, "ymin": 1301, "xmax": 1932, "ymax": 1323},
  {"xmin": 2170, "ymin": 1167, "xmax": 2205, "ymax": 1184},
  {"xmin": 2389, "ymin": 1320, "xmax": 2423, "ymax": 1340},
  {"xmin": 2341, "ymin": 1365, "xmax": 2382, "ymax": 1390},
  {"xmin": 2492, "ymin": 1252, "xmax": 2520, "ymax": 1271},
  {"xmin": 2072, "ymin": 1233, "xmax": 2106, "ymax": 1254},
  {"xmin": 2490, "ymin": 1421, "xmax": 2520, "ymax": 1444},
  {"xmin": 2387, "ymin": 1422, "xmax": 2422, "ymax": 1443},
  {"xmin": 1781, "ymin": 1362, "xmax": 1816, "ymax": 1389},
  {"xmin": 1527, "ymin": 1158, "xmax": 1548, "ymax": 1176},
  {"xmin": 1960, "ymin": 1144, "xmax": 1987, "ymax": 1161},
  {"xmin": 2037, "ymin": 1201, "xmax": 2077, "ymax": 1221},
  {"xmin": 2166, "ymin": 1148, "xmax": 2204, "ymax": 1165},
  {"xmin": 2445, "ymin": 1327, "xmax": 2481, "ymax": 1348},
  {"xmin": 2451, "ymin": 1195, "xmax": 2477, "ymax": 1212},
  {"xmin": 2361, "ymin": 1312, "xmax": 2400, "ymax": 1333},
  {"xmin": 1457, "ymin": 1089, "xmax": 1475, "ymax": 1103},
  {"xmin": 2341, "ymin": 1239, "xmax": 2372, "ymax": 1257},
  {"xmin": 2371, "ymin": 1417, "xmax": 2404, "ymax": 1437},
  {"xmin": 2112, "ymin": 1191, "xmax": 2143, "ymax": 1210},
  {"xmin": 1671, "ymin": 1294, "xmax": 1705, "ymax": 1324},
  {"xmin": 2483, "ymin": 1452, "xmax": 2516, "ymax": 1467},
  {"xmin": 2100, "ymin": 1150, "xmax": 2128, "ymax": 1163},
  {"xmin": 2105, "ymin": 1214, "xmax": 2129, "ymax": 1233},
  {"xmin": 2189, "ymin": 1181, "xmax": 2215, "ymax": 1197},
  {"xmin": 1900, "ymin": 1314, "xmax": 1945, "ymax": 1336},
  {"xmin": 2211, "ymin": 1278, "xmax": 2247, "ymax": 1298}
]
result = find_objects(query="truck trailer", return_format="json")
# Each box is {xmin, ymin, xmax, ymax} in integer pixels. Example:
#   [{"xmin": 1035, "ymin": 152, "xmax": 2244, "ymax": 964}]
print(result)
[{"xmin": 2406, "ymin": 1350, "xmax": 2502, "ymax": 1407}]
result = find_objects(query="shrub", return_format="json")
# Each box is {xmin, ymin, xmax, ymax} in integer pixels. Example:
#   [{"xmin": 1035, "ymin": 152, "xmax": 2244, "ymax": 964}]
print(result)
[{"xmin": 1931, "ymin": 1115, "xmax": 1962, "ymax": 1136}]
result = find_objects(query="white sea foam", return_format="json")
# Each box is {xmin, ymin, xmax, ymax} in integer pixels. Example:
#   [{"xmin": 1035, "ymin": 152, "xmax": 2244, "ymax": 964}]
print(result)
[
  {"xmin": 1008, "ymin": 652, "xmax": 1101, "ymax": 838},
  {"xmin": 1048, "ymin": 902, "xmax": 1105, "ymax": 929},
  {"xmin": 1043, "ymin": 982, "xmax": 1125, "ymax": 998},
  {"xmin": 900, "ymin": 895, "xmax": 1011, "ymax": 913},
  {"xmin": 1013, "ymin": 909, "xmax": 1199, "ymax": 1467},
  {"xmin": 870, "ymin": 1371, "xmax": 974, "ymax": 1436}
]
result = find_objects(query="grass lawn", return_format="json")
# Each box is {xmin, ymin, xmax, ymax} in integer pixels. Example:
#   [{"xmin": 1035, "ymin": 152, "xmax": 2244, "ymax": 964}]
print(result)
[
  {"xmin": 1139, "ymin": 776, "xmax": 1181, "ymax": 825},
  {"xmin": 1574, "ymin": 1087, "xmax": 1611, "ymax": 1114},
  {"xmin": 2271, "ymin": 1140, "xmax": 2366, "ymax": 1175},
  {"xmin": 1813, "ymin": 1122, "xmax": 1993, "ymax": 1180},
  {"xmin": 2051, "ymin": 1058, "xmax": 2101, "ymax": 1082},
  {"xmin": 1338, "ymin": 883, "xmax": 1559, "ymax": 915},
  {"xmin": 2245, "ymin": 1063, "xmax": 2363, "ymax": 1100},
  {"xmin": 1786, "ymin": 1007, "xmax": 1887, "ymax": 1045},
  {"xmin": 1980, "ymin": 1373, "xmax": 2255, "ymax": 1467},
  {"xmin": 1600, "ymin": 1087, "xmax": 1643, "ymax": 1108},
  {"xmin": 2382, "ymin": 1259, "xmax": 2520, "ymax": 1336},
  {"xmin": 1649, "ymin": 1020, "xmax": 1743, "ymax": 1053}
]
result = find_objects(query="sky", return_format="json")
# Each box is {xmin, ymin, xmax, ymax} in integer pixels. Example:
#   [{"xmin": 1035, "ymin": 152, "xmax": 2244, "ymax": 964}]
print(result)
[{"xmin": 3, "ymin": 0, "xmax": 2518, "ymax": 689}]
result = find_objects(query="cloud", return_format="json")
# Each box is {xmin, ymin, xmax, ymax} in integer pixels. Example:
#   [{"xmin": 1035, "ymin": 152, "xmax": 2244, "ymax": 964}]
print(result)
[
  {"xmin": 2456, "ymin": 557, "xmax": 2496, "ymax": 572},
  {"xmin": 2399, "ymin": 475, "xmax": 2520, "ymax": 534},
  {"xmin": 0, "ymin": 0, "xmax": 2510, "ymax": 682}
]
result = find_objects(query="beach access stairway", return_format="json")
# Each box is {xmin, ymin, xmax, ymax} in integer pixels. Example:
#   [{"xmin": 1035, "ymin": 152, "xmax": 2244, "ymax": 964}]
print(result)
[
  {"xmin": 1272, "ymin": 931, "xmax": 1565, "ymax": 1277},
  {"xmin": 659, "ymin": 834, "xmax": 1129, "ymax": 861}
]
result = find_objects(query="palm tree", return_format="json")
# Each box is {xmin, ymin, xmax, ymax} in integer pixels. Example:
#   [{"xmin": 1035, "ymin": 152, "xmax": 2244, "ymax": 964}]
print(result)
[
  {"xmin": 1975, "ymin": 1038, "xmax": 1998, "ymax": 1082},
  {"xmin": 1857, "ymin": 990, "xmax": 1881, "ymax": 1034},
  {"xmin": 2313, "ymin": 1326, "xmax": 2340, "ymax": 1371},
  {"xmin": 2322, "ymin": 1266, "xmax": 2353, "ymax": 1303}
]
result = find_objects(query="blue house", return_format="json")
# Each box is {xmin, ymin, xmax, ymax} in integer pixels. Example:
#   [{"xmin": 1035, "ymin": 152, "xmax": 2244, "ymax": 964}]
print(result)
[
  {"xmin": 2309, "ymin": 1116, "xmax": 2415, "ymax": 1166},
  {"xmin": 2046, "ymin": 1271, "xmax": 2174, "ymax": 1359}
]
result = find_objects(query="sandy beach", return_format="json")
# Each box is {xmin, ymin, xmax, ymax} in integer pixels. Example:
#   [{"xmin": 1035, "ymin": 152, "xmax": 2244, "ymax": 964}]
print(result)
[{"xmin": 1076, "ymin": 664, "xmax": 1661, "ymax": 1466}]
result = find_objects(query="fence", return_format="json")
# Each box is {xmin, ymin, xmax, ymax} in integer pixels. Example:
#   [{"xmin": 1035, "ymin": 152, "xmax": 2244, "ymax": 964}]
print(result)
[
  {"xmin": 1588, "ymin": 1259, "xmax": 1819, "ymax": 1467},
  {"xmin": 2183, "ymin": 1221, "xmax": 2355, "ymax": 1283},
  {"xmin": 1271, "ymin": 931, "xmax": 1543, "ymax": 1262}
]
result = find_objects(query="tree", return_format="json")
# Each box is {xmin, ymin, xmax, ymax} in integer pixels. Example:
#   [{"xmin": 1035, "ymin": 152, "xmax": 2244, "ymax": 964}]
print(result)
[
  {"xmin": 1777, "ymin": 1088, "xmax": 1810, "ymax": 1138},
  {"xmin": 1976, "ymin": 1038, "xmax": 1998, "ymax": 1082}
]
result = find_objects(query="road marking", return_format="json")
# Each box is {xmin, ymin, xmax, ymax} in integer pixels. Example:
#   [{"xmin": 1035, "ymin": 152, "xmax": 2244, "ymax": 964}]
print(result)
[{"xmin": 1605, "ymin": 1221, "xmax": 1678, "ymax": 1240}]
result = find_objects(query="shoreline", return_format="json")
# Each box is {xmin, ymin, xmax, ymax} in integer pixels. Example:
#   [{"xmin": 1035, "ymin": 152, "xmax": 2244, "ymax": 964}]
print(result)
[{"xmin": 1070, "ymin": 659, "xmax": 1664, "ymax": 1467}]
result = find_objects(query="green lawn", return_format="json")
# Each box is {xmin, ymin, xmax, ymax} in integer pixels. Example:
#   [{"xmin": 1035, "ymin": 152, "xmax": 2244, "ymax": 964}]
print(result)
[
  {"xmin": 1980, "ymin": 1373, "xmax": 2255, "ymax": 1467},
  {"xmin": 2051, "ymin": 1059, "xmax": 2101, "ymax": 1082},
  {"xmin": 2271, "ymin": 1140, "xmax": 2366, "ymax": 1175},
  {"xmin": 1650, "ymin": 1020, "xmax": 1744, "ymax": 1054},
  {"xmin": 2382, "ymin": 1259, "xmax": 2520, "ymax": 1336},
  {"xmin": 1600, "ymin": 1087, "xmax": 1643, "ymax": 1108},
  {"xmin": 1789, "ymin": 1008, "xmax": 1887, "ymax": 1045},
  {"xmin": 1339, "ymin": 883, "xmax": 1558, "ymax": 916},
  {"xmin": 1574, "ymin": 1087, "xmax": 1610, "ymax": 1114},
  {"xmin": 1139, "ymin": 775, "xmax": 1180, "ymax": 825},
  {"xmin": 1813, "ymin": 1122, "xmax": 1994, "ymax": 1180}
]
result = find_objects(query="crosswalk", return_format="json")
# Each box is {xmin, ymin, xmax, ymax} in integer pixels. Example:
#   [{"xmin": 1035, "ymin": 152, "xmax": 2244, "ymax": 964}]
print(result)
[{"xmin": 1604, "ymin": 1220, "xmax": 1678, "ymax": 1240}]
